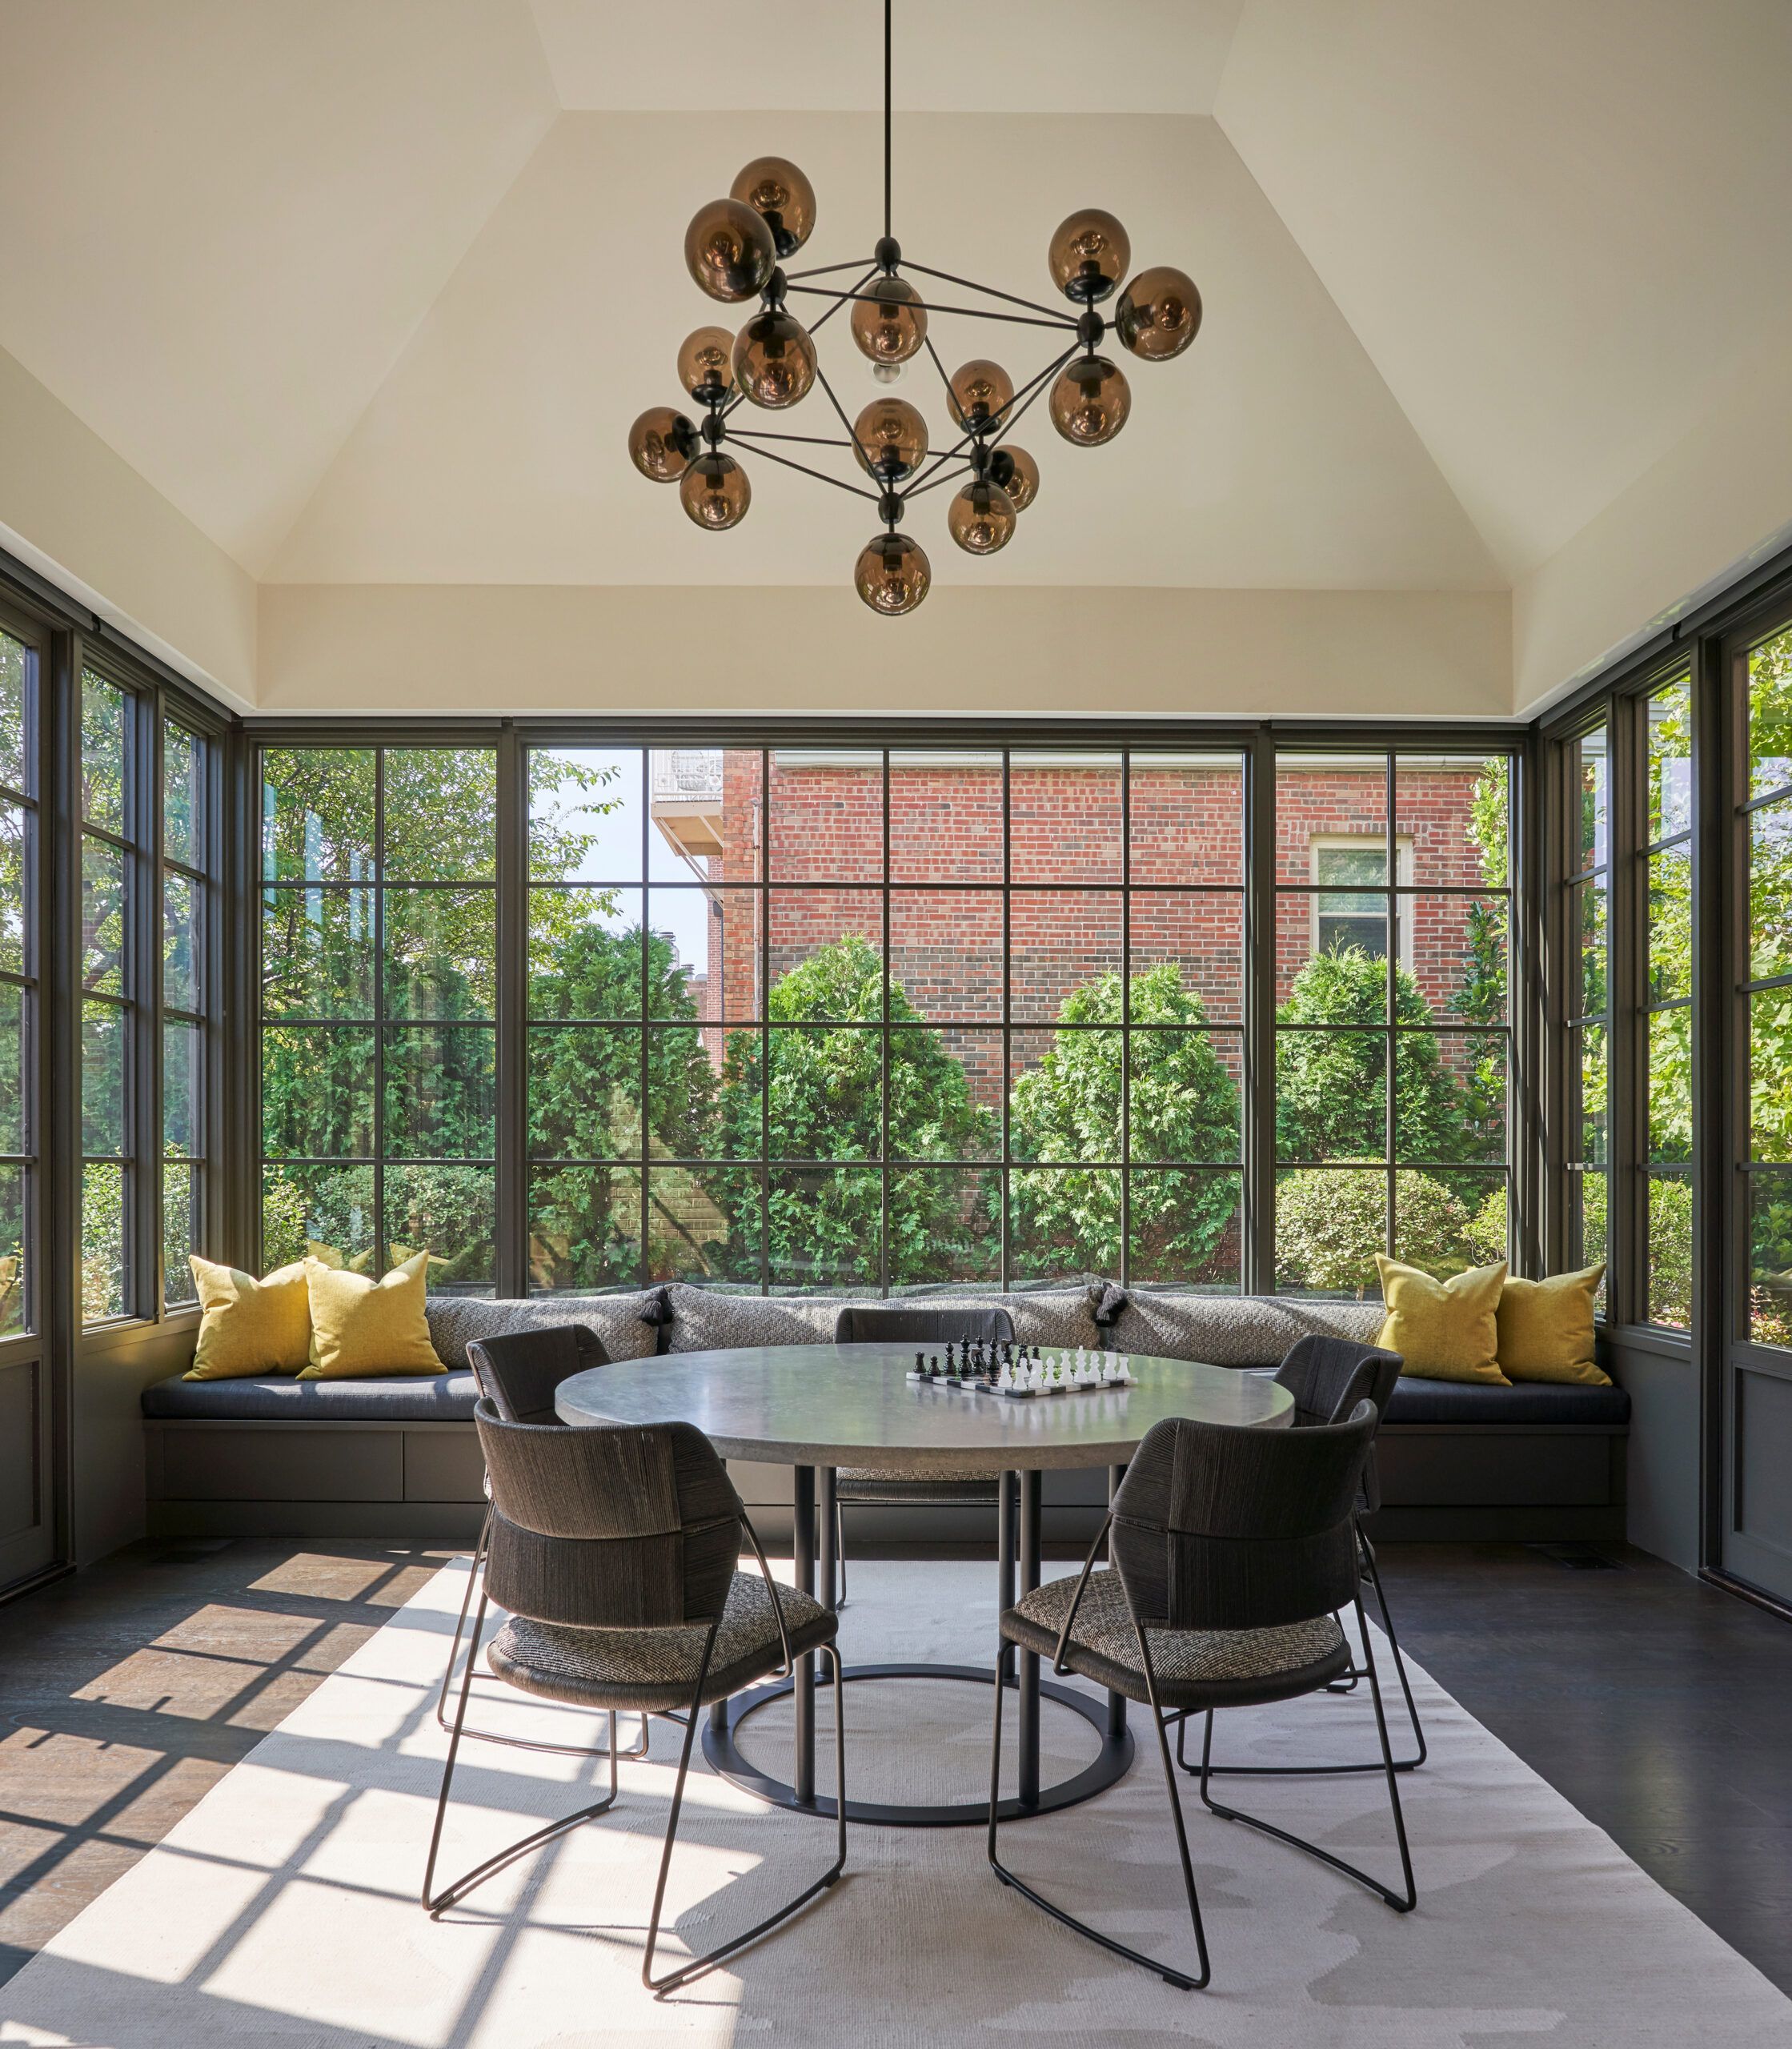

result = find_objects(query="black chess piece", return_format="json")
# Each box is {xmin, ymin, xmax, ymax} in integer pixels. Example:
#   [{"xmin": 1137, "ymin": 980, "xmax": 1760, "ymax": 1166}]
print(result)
[
  {"xmin": 928, "ymin": 1354, "xmax": 939, "ymax": 1377},
  {"xmin": 915, "ymin": 1350, "xmax": 924, "ymax": 1373}
]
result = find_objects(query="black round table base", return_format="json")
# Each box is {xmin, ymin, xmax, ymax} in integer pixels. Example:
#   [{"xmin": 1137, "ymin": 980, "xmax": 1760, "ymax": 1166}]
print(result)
[{"xmin": 703, "ymin": 1661, "xmax": 1135, "ymax": 1828}]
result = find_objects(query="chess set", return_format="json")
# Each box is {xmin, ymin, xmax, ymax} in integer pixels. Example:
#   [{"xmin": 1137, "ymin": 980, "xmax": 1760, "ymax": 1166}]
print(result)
[{"xmin": 906, "ymin": 1337, "xmax": 1133, "ymax": 1400}]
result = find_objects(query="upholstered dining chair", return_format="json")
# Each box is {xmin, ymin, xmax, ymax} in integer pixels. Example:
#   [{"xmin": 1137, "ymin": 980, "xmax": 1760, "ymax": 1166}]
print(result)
[
  {"xmin": 434, "ymin": 1325, "xmax": 644, "ymax": 1759},
  {"xmin": 987, "ymin": 1405, "xmax": 1414, "ymax": 1991},
  {"xmin": 425, "ymin": 1399, "xmax": 847, "ymax": 1995},
  {"xmin": 1184, "ymin": 1333, "xmax": 1425, "ymax": 1778},
  {"xmin": 828, "ymin": 1302, "xmax": 1015, "ymax": 1606}
]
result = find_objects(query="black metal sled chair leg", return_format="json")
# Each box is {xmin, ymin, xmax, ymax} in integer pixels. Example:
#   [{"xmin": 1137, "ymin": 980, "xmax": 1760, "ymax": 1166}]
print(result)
[
  {"xmin": 643, "ymin": 1635, "xmax": 849, "ymax": 1997},
  {"xmin": 1193, "ymin": 1595, "xmax": 1417, "ymax": 1913}
]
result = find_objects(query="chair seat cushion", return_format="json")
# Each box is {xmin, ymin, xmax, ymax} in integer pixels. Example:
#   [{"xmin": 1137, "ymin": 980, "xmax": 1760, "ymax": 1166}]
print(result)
[
  {"xmin": 485, "ymin": 1571, "xmax": 837, "ymax": 1713},
  {"xmin": 142, "ymin": 1370, "xmax": 481, "ymax": 1421},
  {"xmin": 1381, "ymin": 1377, "xmax": 1630, "ymax": 1425},
  {"xmin": 836, "ymin": 1464, "xmax": 1003, "ymax": 1501},
  {"xmin": 1003, "ymin": 1569, "xmax": 1349, "ymax": 1710}
]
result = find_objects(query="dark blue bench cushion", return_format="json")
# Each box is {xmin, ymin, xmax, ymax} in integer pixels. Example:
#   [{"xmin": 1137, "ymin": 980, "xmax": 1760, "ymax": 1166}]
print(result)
[
  {"xmin": 1383, "ymin": 1378, "xmax": 1630, "ymax": 1425},
  {"xmin": 142, "ymin": 1372, "xmax": 481, "ymax": 1422}
]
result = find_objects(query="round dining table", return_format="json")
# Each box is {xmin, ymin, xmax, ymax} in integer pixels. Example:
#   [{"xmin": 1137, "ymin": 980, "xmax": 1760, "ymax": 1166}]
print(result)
[{"xmin": 556, "ymin": 1341, "xmax": 1293, "ymax": 1827}]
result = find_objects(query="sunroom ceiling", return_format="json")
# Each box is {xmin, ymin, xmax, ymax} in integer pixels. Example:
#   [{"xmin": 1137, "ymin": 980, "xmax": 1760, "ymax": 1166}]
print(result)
[{"xmin": 0, "ymin": 0, "xmax": 1789, "ymax": 699}]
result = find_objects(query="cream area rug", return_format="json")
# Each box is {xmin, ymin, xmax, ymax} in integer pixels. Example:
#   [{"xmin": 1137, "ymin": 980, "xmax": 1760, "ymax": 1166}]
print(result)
[{"xmin": 4, "ymin": 1557, "xmax": 1790, "ymax": 2048}]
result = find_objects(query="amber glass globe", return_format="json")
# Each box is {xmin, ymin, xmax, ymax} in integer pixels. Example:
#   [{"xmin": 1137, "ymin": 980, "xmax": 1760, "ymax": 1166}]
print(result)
[
  {"xmin": 852, "ymin": 396, "xmax": 928, "ymax": 479},
  {"xmin": 1115, "ymin": 266, "xmax": 1202, "ymax": 361},
  {"xmin": 1049, "ymin": 355, "xmax": 1131, "ymax": 447},
  {"xmin": 947, "ymin": 359, "xmax": 1016, "ymax": 432},
  {"xmin": 850, "ymin": 276, "xmax": 927, "ymax": 371},
  {"xmin": 684, "ymin": 197, "xmax": 777, "ymax": 303},
  {"xmin": 1048, "ymin": 209, "xmax": 1132, "ymax": 302},
  {"xmin": 732, "ymin": 309, "xmax": 817, "ymax": 409},
  {"xmin": 677, "ymin": 325, "xmax": 736, "ymax": 400},
  {"xmin": 627, "ymin": 406, "xmax": 696, "ymax": 483},
  {"xmin": 730, "ymin": 156, "xmax": 816, "ymax": 255},
  {"xmin": 948, "ymin": 481, "xmax": 1017, "ymax": 556},
  {"xmin": 990, "ymin": 443, "xmax": 1039, "ymax": 512},
  {"xmin": 854, "ymin": 533, "xmax": 931, "ymax": 616},
  {"xmin": 679, "ymin": 452, "xmax": 751, "ymax": 530}
]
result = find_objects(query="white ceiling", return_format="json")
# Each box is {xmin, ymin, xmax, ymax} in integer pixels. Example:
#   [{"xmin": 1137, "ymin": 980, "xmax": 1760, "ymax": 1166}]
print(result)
[{"xmin": 0, "ymin": 0, "xmax": 1788, "ymax": 631}]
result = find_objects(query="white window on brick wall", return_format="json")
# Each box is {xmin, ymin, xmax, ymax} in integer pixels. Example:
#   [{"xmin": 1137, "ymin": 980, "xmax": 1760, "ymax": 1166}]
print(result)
[{"xmin": 1309, "ymin": 835, "xmax": 1413, "ymax": 965}]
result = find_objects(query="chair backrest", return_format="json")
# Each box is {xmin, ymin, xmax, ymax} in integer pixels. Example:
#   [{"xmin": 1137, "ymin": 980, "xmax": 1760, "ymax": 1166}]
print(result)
[
  {"xmin": 1273, "ymin": 1333, "xmax": 1401, "ymax": 1514},
  {"xmin": 467, "ymin": 1323, "xmax": 608, "ymax": 1425},
  {"xmin": 1109, "ymin": 1405, "xmax": 1377, "ymax": 1633},
  {"xmin": 475, "ymin": 1399, "xmax": 742, "ymax": 1629},
  {"xmin": 834, "ymin": 1301, "xmax": 1015, "ymax": 1345}
]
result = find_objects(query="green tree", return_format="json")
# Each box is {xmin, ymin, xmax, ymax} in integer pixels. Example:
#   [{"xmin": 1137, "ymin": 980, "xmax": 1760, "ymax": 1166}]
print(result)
[
  {"xmin": 1277, "ymin": 1167, "xmax": 1473, "ymax": 1295},
  {"xmin": 1007, "ymin": 963, "xmax": 1240, "ymax": 1280},
  {"xmin": 713, "ymin": 935, "xmax": 994, "ymax": 1288}
]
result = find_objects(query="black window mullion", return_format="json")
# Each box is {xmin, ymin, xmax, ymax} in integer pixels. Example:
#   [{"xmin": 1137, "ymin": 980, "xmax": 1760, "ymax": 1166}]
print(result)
[
  {"xmin": 759, "ymin": 748, "xmax": 769, "ymax": 1295},
  {"xmin": 880, "ymin": 747, "xmax": 890, "ymax": 1297},
  {"xmin": 1120, "ymin": 749, "xmax": 1131, "ymax": 1289},
  {"xmin": 495, "ymin": 725, "xmax": 524, "ymax": 1297},
  {"xmin": 1245, "ymin": 729, "xmax": 1275, "ymax": 1293},
  {"xmin": 1000, "ymin": 750, "xmax": 1011, "ymax": 1291},
  {"xmin": 373, "ymin": 747, "xmax": 386, "ymax": 1269},
  {"xmin": 638, "ymin": 747, "xmax": 649, "ymax": 1288},
  {"xmin": 1384, "ymin": 752, "xmax": 1396, "ymax": 1263}
]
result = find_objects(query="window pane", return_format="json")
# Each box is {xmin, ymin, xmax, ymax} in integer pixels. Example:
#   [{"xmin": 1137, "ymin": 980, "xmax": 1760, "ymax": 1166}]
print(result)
[
  {"xmin": 1129, "ymin": 893, "xmax": 1243, "ymax": 1022},
  {"xmin": 163, "ymin": 1019, "xmax": 200, "ymax": 1159},
  {"xmin": 1275, "ymin": 1168, "xmax": 1386, "ymax": 1297},
  {"xmin": 387, "ymin": 1164, "xmax": 494, "ymax": 1291},
  {"xmin": 1009, "ymin": 1168, "xmax": 1121, "ymax": 1281},
  {"xmin": 162, "ymin": 870, "xmax": 199, "ymax": 1013},
  {"xmin": 1009, "ymin": 891, "xmax": 1121, "ymax": 1021},
  {"xmin": 1394, "ymin": 894, "xmax": 1507, "ymax": 1025},
  {"xmin": 262, "ymin": 888, "xmax": 375, "ymax": 1018},
  {"xmin": 81, "ymin": 837, "xmax": 126, "ymax": 993},
  {"xmin": 80, "ymin": 672, "xmax": 126, "ymax": 834},
  {"xmin": 0, "ymin": 804, "xmax": 27, "ymax": 976},
  {"xmin": 0, "ymin": 984, "xmax": 24, "ymax": 1155},
  {"xmin": 530, "ymin": 748, "xmax": 643, "ymax": 881},
  {"xmin": 1749, "ymin": 798, "xmax": 1792, "ymax": 981},
  {"xmin": 81, "ymin": 1002, "xmax": 126, "ymax": 1157},
  {"xmin": 768, "ymin": 1029, "xmax": 880, "ymax": 1158},
  {"xmin": 1577, "ymin": 1169, "xmax": 1608, "ymax": 1299},
  {"xmin": 261, "ymin": 1026, "xmax": 375, "ymax": 1158},
  {"xmin": 647, "ymin": 1164, "xmax": 760, "ymax": 1286},
  {"xmin": 383, "ymin": 749, "xmax": 495, "ymax": 881},
  {"xmin": 1277, "ymin": 753, "xmax": 1385, "ymax": 886},
  {"xmin": 1646, "ymin": 1172, "xmax": 1691, "ymax": 1331},
  {"xmin": 1277, "ymin": 1031, "xmax": 1386, "ymax": 1162},
  {"xmin": 81, "ymin": 1161, "xmax": 126, "ymax": 1321},
  {"xmin": 888, "ymin": 1027, "xmax": 999, "ymax": 1161},
  {"xmin": 383, "ymin": 1025, "xmax": 495, "ymax": 1158},
  {"xmin": 766, "ymin": 1168, "xmax": 880, "ymax": 1290},
  {"xmin": 1647, "ymin": 682, "xmax": 1692, "ymax": 842},
  {"xmin": 164, "ymin": 724, "xmax": 201, "ymax": 867},
  {"xmin": 888, "ymin": 1167, "xmax": 999, "ymax": 1287},
  {"xmin": 1405, "ymin": 1033, "xmax": 1505, "ymax": 1166},
  {"xmin": 767, "ymin": 893, "xmax": 884, "ymax": 1011},
  {"xmin": 1575, "ymin": 878, "xmax": 1607, "ymax": 1019},
  {"xmin": 1280, "ymin": 895, "xmax": 1386, "ymax": 1020},
  {"xmin": 384, "ymin": 888, "xmax": 495, "ymax": 1020},
  {"xmin": 529, "ymin": 1165, "xmax": 643, "ymax": 1291},
  {"xmin": 528, "ymin": 1025, "xmax": 642, "ymax": 1158},
  {"xmin": 162, "ymin": 1162, "xmax": 199, "ymax": 1308},
  {"xmin": 1010, "ymin": 753, "xmax": 1121, "ymax": 884},
  {"xmin": 0, "ymin": 1165, "xmax": 25, "ymax": 1336},
  {"xmin": 1575, "ymin": 1021, "xmax": 1608, "ymax": 1165},
  {"xmin": 647, "ymin": 747, "xmax": 763, "ymax": 884},
  {"xmin": 1648, "ymin": 1008, "xmax": 1693, "ymax": 1164},
  {"xmin": 1129, "ymin": 1030, "xmax": 1242, "ymax": 1164},
  {"xmin": 1447, "ymin": 1173, "xmax": 1508, "ymax": 1269},
  {"xmin": 889, "ymin": 889, "xmax": 1000, "ymax": 1020},
  {"xmin": 1750, "ymin": 988, "xmax": 1792, "ymax": 1164},
  {"xmin": 261, "ymin": 748, "xmax": 376, "ymax": 881},
  {"xmin": 671, "ymin": 1024, "xmax": 761, "ymax": 1161},
  {"xmin": 1127, "ymin": 755, "xmax": 1244, "ymax": 886},
  {"xmin": 1746, "ymin": 625, "xmax": 1792, "ymax": 799},
  {"xmin": 1010, "ymin": 1029, "xmax": 1120, "ymax": 1164},
  {"xmin": 1393, "ymin": 754, "xmax": 1509, "ymax": 888},
  {"xmin": 888, "ymin": 752, "xmax": 1001, "ymax": 884},
  {"xmin": 1748, "ymin": 1170, "xmax": 1792, "ymax": 1347},
  {"xmin": 1577, "ymin": 724, "xmax": 1609, "ymax": 868},
  {"xmin": 768, "ymin": 753, "xmax": 882, "ymax": 882},
  {"xmin": 1129, "ymin": 1169, "xmax": 1242, "ymax": 1289},
  {"xmin": 649, "ymin": 886, "xmax": 759, "ymax": 1025},
  {"xmin": 1648, "ymin": 845, "xmax": 1692, "ymax": 1000},
  {"xmin": 0, "ymin": 630, "xmax": 29, "ymax": 795},
  {"xmin": 527, "ymin": 888, "xmax": 644, "ymax": 1016},
  {"xmin": 263, "ymin": 1162, "xmax": 375, "ymax": 1271}
]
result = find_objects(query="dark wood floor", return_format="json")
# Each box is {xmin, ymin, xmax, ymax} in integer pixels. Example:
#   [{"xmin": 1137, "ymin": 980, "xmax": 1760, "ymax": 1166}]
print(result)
[{"xmin": 0, "ymin": 1538, "xmax": 1788, "ymax": 1996}]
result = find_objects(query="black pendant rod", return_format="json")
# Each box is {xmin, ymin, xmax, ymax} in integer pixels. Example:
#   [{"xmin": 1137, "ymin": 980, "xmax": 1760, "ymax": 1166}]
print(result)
[
  {"xmin": 806, "ymin": 267, "xmax": 882, "ymax": 338},
  {"xmin": 901, "ymin": 462, "xmax": 975, "ymax": 503},
  {"xmin": 900, "ymin": 260, "xmax": 1076, "ymax": 325},
  {"xmin": 728, "ymin": 428, "xmax": 858, "ymax": 451},
  {"xmin": 784, "ymin": 282, "xmax": 1076, "ymax": 332},
  {"xmin": 900, "ymin": 347, "xmax": 1071, "ymax": 498},
  {"xmin": 884, "ymin": 0, "xmax": 892, "ymax": 242},
  {"xmin": 741, "ymin": 439, "xmax": 881, "ymax": 502},
  {"xmin": 812, "ymin": 359, "xmax": 878, "ymax": 475},
  {"xmin": 784, "ymin": 256, "xmax": 880, "ymax": 281}
]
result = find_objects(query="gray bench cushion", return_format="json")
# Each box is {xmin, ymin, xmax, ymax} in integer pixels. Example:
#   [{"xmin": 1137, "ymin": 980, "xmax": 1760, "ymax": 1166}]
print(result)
[
  {"xmin": 425, "ymin": 1292, "xmax": 662, "ymax": 1369},
  {"xmin": 144, "ymin": 1371, "xmax": 482, "ymax": 1421},
  {"xmin": 1102, "ymin": 1289, "xmax": 1387, "ymax": 1368},
  {"xmin": 661, "ymin": 1282, "xmax": 1103, "ymax": 1354},
  {"xmin": 1383, "ymin": 1378, "xmax": 1630, "ymax": 1426}
]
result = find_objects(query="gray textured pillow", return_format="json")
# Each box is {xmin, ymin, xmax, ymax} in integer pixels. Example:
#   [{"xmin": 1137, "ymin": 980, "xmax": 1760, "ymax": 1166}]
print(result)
[
  {"xmin": 662, "ymin": 1285, "xmax": 841, "ymax": 1353},
  {"xmin": 1107, "ymin": 1291, "xmax": 1385, "ymax": 1368},
  {"xmin": 425, "ymin": 1292, "xmax": 662, "ymax": 1371},
  {"xmin": 890, "ymin": 1289, "xmax": 1104, "ymax": 1350}
]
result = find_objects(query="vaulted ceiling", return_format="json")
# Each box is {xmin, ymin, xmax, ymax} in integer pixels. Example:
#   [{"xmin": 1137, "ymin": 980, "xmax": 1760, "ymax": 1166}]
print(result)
[{"xmin": 1, "ymin": 0, "xmax": 1788, "ymax": 712}]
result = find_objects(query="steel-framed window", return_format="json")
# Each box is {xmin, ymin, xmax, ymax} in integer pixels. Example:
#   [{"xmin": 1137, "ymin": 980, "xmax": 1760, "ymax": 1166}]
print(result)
[
  {"xmin": 0, "ymin": 615, "xmax": 40, "ymax": 1337},
  {"xmin": 161, "ymin": 719, "xmax": 207, "ymax": 1308},
  {"xmin": 1563, "ymin": 718, "xmax": 1610, "ymax": 1305}
]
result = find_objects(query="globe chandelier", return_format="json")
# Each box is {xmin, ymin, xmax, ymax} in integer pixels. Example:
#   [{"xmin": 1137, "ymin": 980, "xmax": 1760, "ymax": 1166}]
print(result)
[{"xmin": 627, "ymin": 0, "xmax": 1202, "ymax": 617}]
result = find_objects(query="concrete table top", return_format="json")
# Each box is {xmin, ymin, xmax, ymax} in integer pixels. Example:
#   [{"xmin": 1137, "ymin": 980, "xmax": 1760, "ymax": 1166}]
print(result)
[{"xmin": 555, "ymin": 1342, "xmax": 1293, "ymax": 1472}]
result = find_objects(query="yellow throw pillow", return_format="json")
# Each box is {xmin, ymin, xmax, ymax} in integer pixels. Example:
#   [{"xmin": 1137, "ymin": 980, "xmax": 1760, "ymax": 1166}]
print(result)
[
  {"xmin": 185, "ymin": 1257, "xmax": 312, "ymax": 1379},
  {"xmin": 1497, "ymin": 1264, "xmax": 1610, "ymax": 1385},
  {"xmin": 1376, "ymin": 1256, "xmax": 1510, "ymax": 1385},
  {"xmin": 299, "ymin": 1252, "xmax": 443, "ymax": 1379}
]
